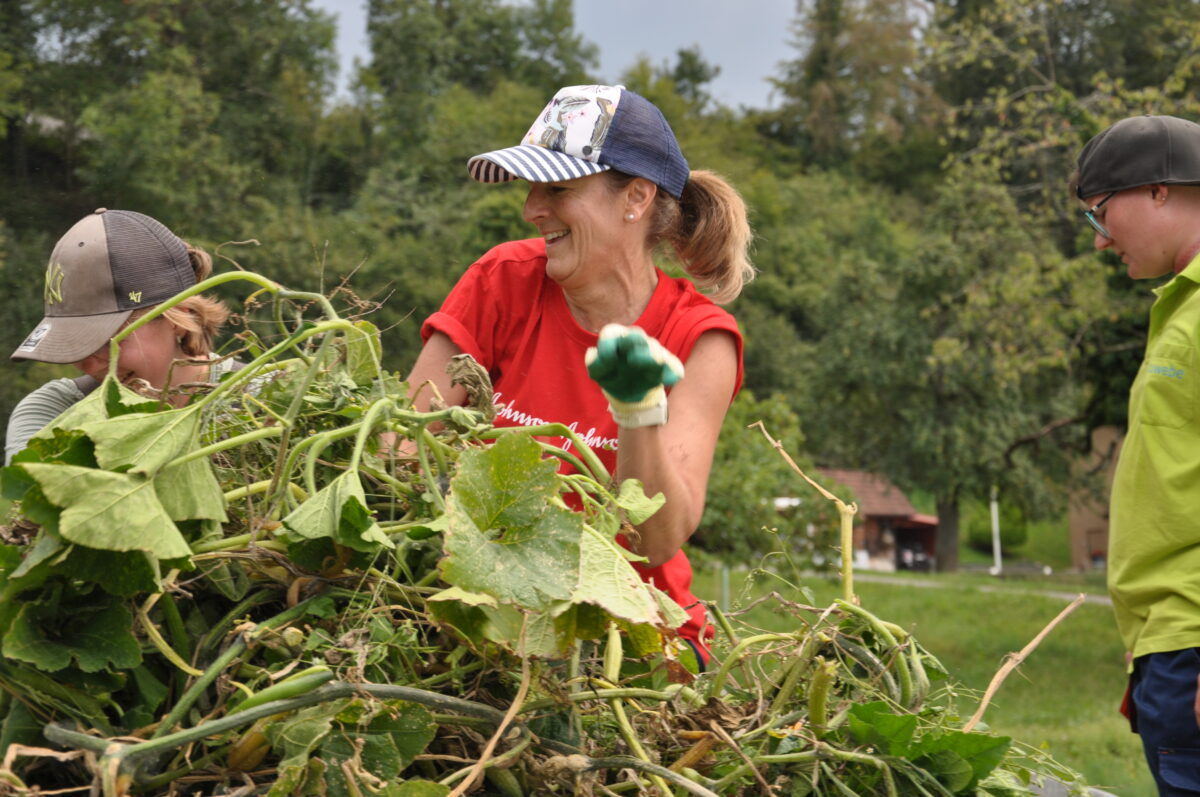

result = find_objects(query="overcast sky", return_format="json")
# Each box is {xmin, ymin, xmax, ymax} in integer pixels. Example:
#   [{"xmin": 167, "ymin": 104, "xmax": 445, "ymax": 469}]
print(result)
[{"xmin": 311, "ymin": 0, "xmax": 798, "ymax": 110}]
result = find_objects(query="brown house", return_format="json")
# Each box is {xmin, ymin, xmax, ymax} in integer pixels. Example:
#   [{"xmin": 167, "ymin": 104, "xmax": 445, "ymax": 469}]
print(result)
[{"xmin": 817, "ymin": 468, "xmax": 939, "ymax": 572}]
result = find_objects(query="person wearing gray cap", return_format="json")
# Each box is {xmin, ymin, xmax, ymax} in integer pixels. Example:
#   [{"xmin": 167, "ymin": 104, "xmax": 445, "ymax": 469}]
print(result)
[
  {"xmin": 1073, "ymin": 114, "xmax": 1200, "ymax": 795},
  {"xmin": 405, "ymin": 84, "xmax": 755, "ymax": 669},
  {"xmin": 5, "ymin": 209, "xmax": 231, "ymax": 464}
]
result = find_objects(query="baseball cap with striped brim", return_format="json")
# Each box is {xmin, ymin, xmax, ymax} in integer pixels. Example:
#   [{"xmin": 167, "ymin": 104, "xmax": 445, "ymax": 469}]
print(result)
[
  {"xmin": 12, "ymin": 209, "xmax": 197, "ymax": 364},
  {"xmin": 467, "ymin": 84, "xmax": 690, "ymax": 198}
]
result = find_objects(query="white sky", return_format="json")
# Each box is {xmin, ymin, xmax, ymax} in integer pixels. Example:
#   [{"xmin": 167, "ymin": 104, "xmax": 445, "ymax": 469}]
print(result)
[{"xmin": 311, "ymin": 0, "xmax": 798, "ymax": 109}]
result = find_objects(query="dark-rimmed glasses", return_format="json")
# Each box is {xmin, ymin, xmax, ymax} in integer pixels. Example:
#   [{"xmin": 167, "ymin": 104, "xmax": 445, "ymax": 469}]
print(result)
[{"xmin": 1084, "ymin": 191, "xmax": 1117, "ymax": 239}]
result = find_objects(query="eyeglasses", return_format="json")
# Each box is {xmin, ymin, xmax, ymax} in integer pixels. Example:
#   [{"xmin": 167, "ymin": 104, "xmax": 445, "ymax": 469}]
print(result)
[{"xmin": 1084, "ymin": 191, "xmax": 1117, "ymax": 239}]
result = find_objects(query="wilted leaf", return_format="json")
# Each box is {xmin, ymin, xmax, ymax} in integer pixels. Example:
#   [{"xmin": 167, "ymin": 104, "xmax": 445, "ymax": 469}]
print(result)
[
  {"xmin": 574, "ymin": 526, "xmax": 686, "ymax": 629},
  {"xmin": 450, "ymin": 433, "xmax": 560, "ymax": 531},
  {"xmin": 154, "ymin": 455, "xmax": 228, "ymax": 522},
  {"xmin": 81, "ymin": 405, "xmax": 201, "ymax": 476},
  {"xmin": 615, "ymin": 478, "xmax": 665, "ymax": 525},
  {"xmin": 319, "ymin": 701, "xmax": 437, "ymax": 794},
  {"xmin": 283, "ymin": 471, "xmax": 392, "ymax": 552},
  {"xmin": 21, "ymin": 463, "xmax": 191, "ymax": 560}
]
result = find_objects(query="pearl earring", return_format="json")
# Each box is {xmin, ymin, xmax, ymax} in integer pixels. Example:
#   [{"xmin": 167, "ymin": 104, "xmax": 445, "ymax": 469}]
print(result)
[{"xmin": 626, "ymin": 213, "xmax": 636, "ymax": 221}]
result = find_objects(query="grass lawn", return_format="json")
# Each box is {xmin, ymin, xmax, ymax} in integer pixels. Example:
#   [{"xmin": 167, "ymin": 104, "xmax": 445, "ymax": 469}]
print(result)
[{"xmin": 691, "ymin": 566, "xmax": 1155, "ymax": 796}]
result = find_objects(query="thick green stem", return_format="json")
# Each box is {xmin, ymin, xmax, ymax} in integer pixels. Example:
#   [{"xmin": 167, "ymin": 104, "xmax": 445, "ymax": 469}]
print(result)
[
  {"xmin": 563, "ymin": 755, "xmax": 719, "ymax": 797},
  {"xmin": 705, "ymin": 633, "xmax": 799, "ymax": 699},
  {"xmin": 46, "ymin": 680, "xmax": 526, "ymax": 777},
  {"xmin": 264, "ymin": 331, "xmax": 339, "ymax": 514},
  {"xmin": 518, "ymin": 685, "xmax": 697, "ymax": 715},
  {"xmin": 808, "ymin": 656, "xmax": 836, "ymax": 739},
  {"xmin": 835, "ymin": 599, "xmax": 913, "ymax": 709},
  {"xmin": 838, "ymin": 502, "xmax": 856, "ymax": 604},
  {"xmin": 152, "ymin": 598, "xmax": 315, "ymax": 738},
  {"xmin": 164, "ymin": 426, "xmax": 283, "ymax": 470}
]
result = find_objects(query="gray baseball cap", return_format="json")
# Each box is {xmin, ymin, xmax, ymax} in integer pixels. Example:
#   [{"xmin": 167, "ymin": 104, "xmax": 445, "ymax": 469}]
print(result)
[
  {"xmin": 1076, "ymin": 114, "xmax": 1200, "ymax": 199},
  {"xmin": 12, "ymin": 209, "xmax": 196, "ymax": 364}
]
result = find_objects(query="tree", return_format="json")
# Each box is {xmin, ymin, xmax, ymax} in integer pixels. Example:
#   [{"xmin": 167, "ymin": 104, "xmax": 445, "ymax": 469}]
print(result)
[
  {"xmin": 670, "ymin": 45, "xmax": 721, "ymax": 110},
  {"xmin": 77, "ymin": 71, "xmax": 248, "ymax": 232},
  {"xmin": 926, "ymin": 0, "xmax": 1200, "ymax": 439},
  {"xmin": 699, "ymin": 391, "xmax": 839, "ymax": 567},
  {"xmin": 361, "ymin": 0, "xmax": 598, "ymax": 161},
  {"xmin": 762, "ymin": 0, "xmax": 943, "ymax": 187},
  {"xmin": 740, "ymin": 164, "xmax": 1099, "ymax": 571}
]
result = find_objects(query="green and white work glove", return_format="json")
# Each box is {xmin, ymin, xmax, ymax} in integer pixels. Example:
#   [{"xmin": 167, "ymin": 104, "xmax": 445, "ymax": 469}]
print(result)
[{"xmin": 585, "ymin": 324, "xmax": 684, "ymax": 428}]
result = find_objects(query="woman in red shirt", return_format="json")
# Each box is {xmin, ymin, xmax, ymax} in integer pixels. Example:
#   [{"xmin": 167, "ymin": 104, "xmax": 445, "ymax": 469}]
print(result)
[{"xmin": 407, "ymin": 84, "xmax": 754, "ymax": 665}]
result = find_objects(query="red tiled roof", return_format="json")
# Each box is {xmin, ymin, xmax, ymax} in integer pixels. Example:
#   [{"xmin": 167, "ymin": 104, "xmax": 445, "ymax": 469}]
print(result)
[{"xmin": 816, "ymin": 468, "xmax": 917, "ymax": 518}]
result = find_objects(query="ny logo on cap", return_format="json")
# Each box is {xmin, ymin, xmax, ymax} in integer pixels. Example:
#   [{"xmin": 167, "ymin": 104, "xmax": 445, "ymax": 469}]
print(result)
[{"xmin": 44, "ymin": 262, "xmax": 65, "ymax": 306}]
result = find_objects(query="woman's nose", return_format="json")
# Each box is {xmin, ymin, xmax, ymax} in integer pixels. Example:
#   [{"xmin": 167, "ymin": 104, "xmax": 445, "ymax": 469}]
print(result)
[{"xmin": 522, "ymin": 187, "xmax": 546, "ymax": 224}]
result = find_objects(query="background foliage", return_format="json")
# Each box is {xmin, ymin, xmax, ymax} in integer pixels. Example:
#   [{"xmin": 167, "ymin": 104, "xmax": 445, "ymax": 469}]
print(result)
[{"xmin": 4, "ymin": 0, "xmax": 1200, "ymax": 570}]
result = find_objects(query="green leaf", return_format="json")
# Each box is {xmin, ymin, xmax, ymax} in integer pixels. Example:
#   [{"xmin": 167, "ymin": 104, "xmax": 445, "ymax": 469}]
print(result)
[
  {"xmin": 403, "ymin": 515, "xmax": 448, "ymax": 541},
  {"xmin": 123, "ymin": 664, "xmax": 170, "ymax": 729},
  {"xmin": 916, "ymin": 749, "xmax": 974, "ymax": 794},
  {"xmin": 450, "ymin": 433, "xmax": 561, "ymax": 531},
  {"xmin": 21, "ymin": 463, "xmax": 192, "ymax": 560},
  {"xmin": 0, "ymin": 466, "xmax": 36, "ymax": 501},
  {"xmin": 847, "ymin": 701, "xmax": 918, "ymax": 757},
  {"xmin": 319, "ymin": 701, "xmax": 437, "ymax": 794},
  {"xmin": 478, "ymin": 602, "xmax": 581, "ymax": 658},
  {"xmin": 283, "ymin": 471, "xmax": 392, "ymax": 552},
  {"xmin": 60, "ymin": 546, "xmax": 161, "ymax": 597},
  {"xmin": 266, "ymin": 701, "xmax": 339, "ymax": 797},
  {"xmin": 427, "ymin": 586, "xmax": 498, "ymax": 608},
  {"xmin": 440, "ymin": 494, "xmax": 579, "ymax": 611},
  {"xmin": 154, "ymin": 455, "xmax": 228, "ymax": 522},
  {"xmin": 32, "ymin": 387, "xmax": 109, "ymax": 434},
  {"xmin": 913, "ymin": 730, "xmax": 1012, "ymax": 791},
  {"xmin": 3, "ymin": 598, "xmax": 141, "ymax": 673},
  {"xmin": 0, "ymin": 697, "xmax": 43, "ymax": 753},
  {"xmin": 103, "ymin": 376, "xmax": 168, "ymax": 417},
  {"xmin": 81, "ymin": 405, "xmax": 201, "ymax": 476},
  {"xmin": 9, "ymin": 532, "xmax": 68, "ymax": 581},
  {"xmin": 573, "ymin": 525, "xmax": 687, "ymax": 629},
  {"xmin": 0, "ymin": 660, "xmax": 115, "ymax": 735},
  {"xmin": 344, "ymin": 320, "xmax": 383, "ymax": 386},
  {"xmin": 615, "ymin": 478, "xmax": 665, "ymax": 525},
  {"xmin": 13, "ymin": 427, "xmax": 98, "ymax": 469}
]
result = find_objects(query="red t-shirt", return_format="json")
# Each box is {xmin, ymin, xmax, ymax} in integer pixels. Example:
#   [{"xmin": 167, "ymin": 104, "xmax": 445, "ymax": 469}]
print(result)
[{"xmin": 422, "ymin": 238, "xmax": 744, "ymax": 656}]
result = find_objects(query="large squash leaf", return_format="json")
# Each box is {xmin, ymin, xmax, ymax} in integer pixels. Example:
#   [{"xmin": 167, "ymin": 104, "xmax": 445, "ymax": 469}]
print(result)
[{"xmin": 21, "ymin": 463, "xmax": 191, "ymax": 560}]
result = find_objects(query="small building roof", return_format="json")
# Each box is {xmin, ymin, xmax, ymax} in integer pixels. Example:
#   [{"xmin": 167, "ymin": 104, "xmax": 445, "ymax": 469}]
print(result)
[{"xmin": 816, "ymin": 468, "xmax": 918, "ymax": 518}]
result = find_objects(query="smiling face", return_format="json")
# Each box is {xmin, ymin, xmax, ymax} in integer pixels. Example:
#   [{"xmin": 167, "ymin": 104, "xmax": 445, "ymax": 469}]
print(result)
[
  {"xmin": 73, "ymin": 315, "xmax": 183, "ymax": 389},
  {"xmin": 522, "ymin": 174, "xmax": 636, "ymax": 284},
  {"xmin": 1084, "ymin": 185, "xmax": 1177, "ymax": 280}
]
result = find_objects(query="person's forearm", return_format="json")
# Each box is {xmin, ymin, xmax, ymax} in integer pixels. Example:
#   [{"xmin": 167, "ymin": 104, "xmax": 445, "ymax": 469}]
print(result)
[{"xmin": 614, "ymin": 424, "xmax": 701, "ymax": 567}]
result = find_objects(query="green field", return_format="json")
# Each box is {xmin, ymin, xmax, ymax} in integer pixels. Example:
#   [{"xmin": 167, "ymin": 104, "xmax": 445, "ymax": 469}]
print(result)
[{"xmin": 693, "ymin": 566, "xmax": 1155, "ymax": 796}]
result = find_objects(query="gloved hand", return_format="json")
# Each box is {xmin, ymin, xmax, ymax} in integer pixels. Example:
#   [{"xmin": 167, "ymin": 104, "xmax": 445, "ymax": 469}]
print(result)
[{"xmin": 585, "ymin": 324, "xmax": 684, "ymax": 428}]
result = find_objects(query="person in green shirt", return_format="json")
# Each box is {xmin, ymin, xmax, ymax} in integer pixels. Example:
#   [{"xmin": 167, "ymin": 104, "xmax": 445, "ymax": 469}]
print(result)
[{"xmin": 1073, "ymin": 114, "xmax": 1200, "ymax": 796}]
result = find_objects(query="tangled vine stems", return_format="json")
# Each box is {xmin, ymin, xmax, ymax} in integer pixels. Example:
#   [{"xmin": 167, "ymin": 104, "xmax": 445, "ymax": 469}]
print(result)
[{"xmin": 44, "ymin": 678, "xmax": 727, "ymax": 797}]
